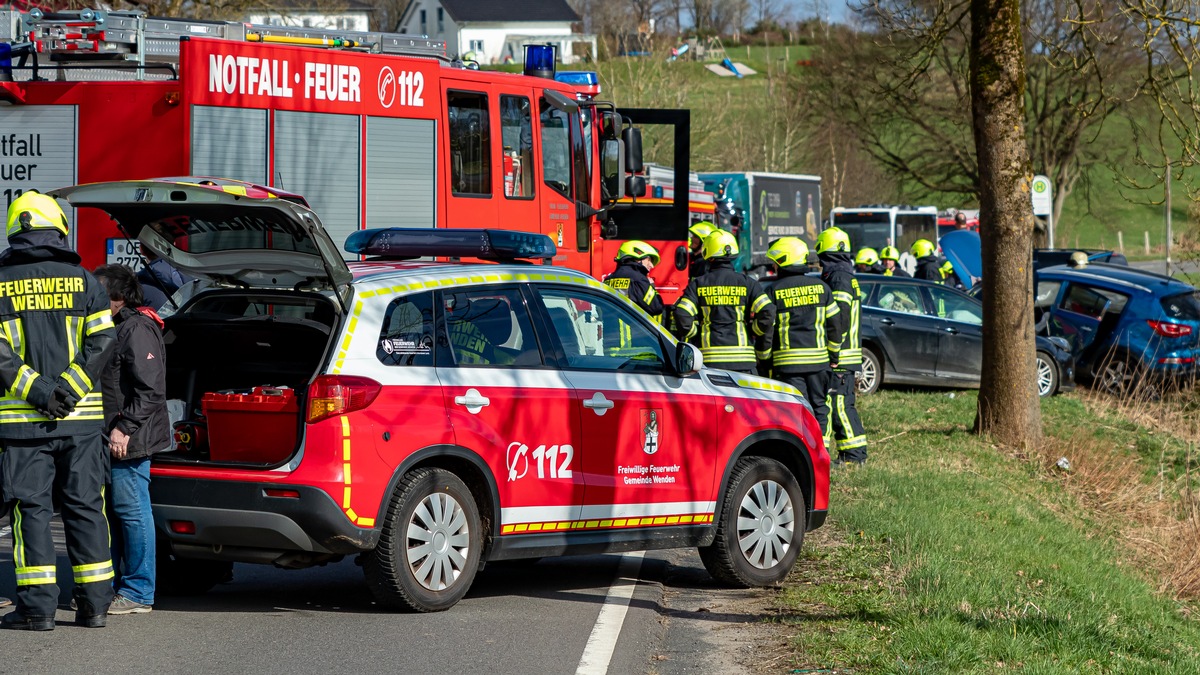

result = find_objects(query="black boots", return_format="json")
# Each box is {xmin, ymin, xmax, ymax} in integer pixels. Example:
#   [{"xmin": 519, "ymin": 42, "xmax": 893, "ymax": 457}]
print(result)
[{"xmin": 1, "ymin": 611, "xmax": 55, "ymax": 631}]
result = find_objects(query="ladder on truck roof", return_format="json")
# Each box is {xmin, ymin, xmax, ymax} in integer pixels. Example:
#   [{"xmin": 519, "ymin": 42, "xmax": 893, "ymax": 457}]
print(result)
[{"xmin": 0, "ymin": 8, "xmax": 448, "ymax": 81}]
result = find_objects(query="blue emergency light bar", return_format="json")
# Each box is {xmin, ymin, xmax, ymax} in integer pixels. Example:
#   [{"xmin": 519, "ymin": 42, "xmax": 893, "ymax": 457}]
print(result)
[
  {"xmin": 524, "ymin": 44, "xmax": 556, "ymax": 79},
  {"xmin": 344, "ymin": 228, "xmax": 557, "ymax": 262},
  {"xmin": 554, "ymin": 71, "xmax": 598, "ymax": 87}
]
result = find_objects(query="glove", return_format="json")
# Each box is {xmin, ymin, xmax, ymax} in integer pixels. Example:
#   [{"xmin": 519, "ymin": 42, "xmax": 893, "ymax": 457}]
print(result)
[{"xmin": 44, "ymin": 387, "xmax": 75, "ymax": 420}]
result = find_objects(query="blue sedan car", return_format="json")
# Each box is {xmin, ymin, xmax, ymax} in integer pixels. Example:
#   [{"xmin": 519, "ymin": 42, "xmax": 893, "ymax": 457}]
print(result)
[{"xmin": 1036, "ymin": 263, "xmax": 1199, "ymax": 394}]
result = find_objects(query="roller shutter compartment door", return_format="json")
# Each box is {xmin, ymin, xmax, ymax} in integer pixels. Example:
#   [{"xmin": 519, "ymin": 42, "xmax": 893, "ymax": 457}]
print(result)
[
  {"xmin": 274, "ymin": 111, "xmax": 361, "ymax": 252},
  {"xmin": 366, "ymin": 117, "xmax": 436, "ymax": 229},
  {"xmin": 190, "ymin": 106, "xmax": 268, "ymax": 185}
]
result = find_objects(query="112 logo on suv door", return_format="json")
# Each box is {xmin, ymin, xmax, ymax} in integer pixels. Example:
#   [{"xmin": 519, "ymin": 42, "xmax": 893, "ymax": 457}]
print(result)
[{"xmin": 506, "ymin": 442, "xmax": 574, "ymax": 482}]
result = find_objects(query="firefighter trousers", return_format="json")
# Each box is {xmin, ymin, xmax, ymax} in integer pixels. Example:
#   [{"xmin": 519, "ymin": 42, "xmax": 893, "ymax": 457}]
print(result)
[
  {"xmin": 1, "ymin": 431, "xmax": 114, "ymax": 618},
  {"xmin": 782, "ymin": 371, "xmax": 830, "ymax": 438},
  {"xmin": 826, "ymin": 369, "xmax": 867, "ymax": 463}
]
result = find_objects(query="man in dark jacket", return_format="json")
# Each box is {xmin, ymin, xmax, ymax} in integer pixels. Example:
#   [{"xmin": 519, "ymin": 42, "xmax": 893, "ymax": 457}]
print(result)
[
  {"xmin": 0, "ymin": 192, "xmax": 116, "ymax": 630},
  {"xmin": 816, "ymin": 227, "xmax": 868, "ymax": 465},
  {"xmin": 94, "ymin": 265, "xmax": 170, "ymax": 616},
  {"xmin": 911, "ymin": 239, "xmax": 943, "ymax": 283}
]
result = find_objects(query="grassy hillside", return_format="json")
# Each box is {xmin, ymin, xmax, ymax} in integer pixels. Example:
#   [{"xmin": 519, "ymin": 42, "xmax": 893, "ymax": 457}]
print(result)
[{"xmin": 548, "ymin": 46, "xmax": 1190, "ymax": 253}]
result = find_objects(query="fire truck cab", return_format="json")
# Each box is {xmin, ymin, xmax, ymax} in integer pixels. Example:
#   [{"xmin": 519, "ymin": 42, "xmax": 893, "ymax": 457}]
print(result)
[{"xmin": 0, "ymin": 8, "xmax": 693, "ymax": 301}]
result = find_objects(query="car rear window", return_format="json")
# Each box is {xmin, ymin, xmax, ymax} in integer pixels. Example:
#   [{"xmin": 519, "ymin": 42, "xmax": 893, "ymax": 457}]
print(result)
[{"xmin": 1161, "ymin": 291, "xmax": 1200, "ymax": 321}]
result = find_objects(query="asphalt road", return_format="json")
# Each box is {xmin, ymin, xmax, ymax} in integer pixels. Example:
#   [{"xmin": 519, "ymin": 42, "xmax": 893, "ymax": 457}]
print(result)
[
  {"xmin": 1130, "ymin": 258, "xmax": 1199, "ymax": 277},
  {"xmin": 0, "ymin": 518, "xmax": 771, "ymax": 675}
]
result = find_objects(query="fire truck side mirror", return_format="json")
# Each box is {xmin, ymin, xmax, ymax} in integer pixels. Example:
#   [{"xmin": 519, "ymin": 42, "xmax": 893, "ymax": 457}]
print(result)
[
  {"xmin": 601, "ymin": 139, "xmax": 625, "ymax": 202},
  {"xmin": 622, "ymin": 127, "xmax": 643, "ymax": 174},
  {"xmin": 625, "ymin": 175, "xmax": 646, "ymax": 199}
]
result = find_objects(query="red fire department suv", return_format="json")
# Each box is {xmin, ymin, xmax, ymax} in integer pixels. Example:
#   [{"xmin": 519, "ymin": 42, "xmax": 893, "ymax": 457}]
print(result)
[{"xmin": 53, "ymin": 178, "xmax": 829, "ymax": 612}]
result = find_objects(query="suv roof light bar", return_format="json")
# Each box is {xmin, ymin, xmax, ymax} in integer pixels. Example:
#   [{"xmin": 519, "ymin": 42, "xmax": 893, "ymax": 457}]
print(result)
[{"xmin": 344, "ymin": 228, "xmax": 557, "ymax": 263}]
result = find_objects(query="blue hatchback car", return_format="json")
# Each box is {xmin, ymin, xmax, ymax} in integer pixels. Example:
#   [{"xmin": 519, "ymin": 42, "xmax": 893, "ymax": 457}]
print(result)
[{"xmin": 1036, "ymin": 263, "xmax": 1199, "ymax": 393}]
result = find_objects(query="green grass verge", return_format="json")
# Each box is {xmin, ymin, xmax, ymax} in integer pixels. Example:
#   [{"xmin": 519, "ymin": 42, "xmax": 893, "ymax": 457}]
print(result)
[{"xmin": 780, "ymin": 390, "xmax": 1200, "ymax": 673}]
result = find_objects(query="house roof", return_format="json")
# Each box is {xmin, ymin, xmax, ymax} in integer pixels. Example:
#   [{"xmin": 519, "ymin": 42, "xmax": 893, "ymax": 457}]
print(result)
[
  {"xmin": 439, "ymin": 0, "xmax": 579, "ymax": 23},
  {"xmin": 255, "ymin": 0, "xmax": 375, "ymax": 12}
]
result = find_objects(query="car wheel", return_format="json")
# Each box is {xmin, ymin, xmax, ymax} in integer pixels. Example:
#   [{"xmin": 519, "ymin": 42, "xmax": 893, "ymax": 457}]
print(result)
[
  {"xmin": 157, "ymin": 540, "xmax": 234, "ymax": 596},
  {"xmin": 1095, "ymin": 352, "xmax": 1146, "ymax": 399},
  {"xmin": 364, "ymin": 468, "xmax": 482, "ymax": 612},
  {"xmin": 699, "ymin": 457, "xmax": 804, "ymax": 587},
  {"xmin": 1035, "ymin": 351, "xmax": 1058, "ymax": 397},
  {"xmin": 857, "ymin": 349, "xmax": 882, "ymax": 396}
]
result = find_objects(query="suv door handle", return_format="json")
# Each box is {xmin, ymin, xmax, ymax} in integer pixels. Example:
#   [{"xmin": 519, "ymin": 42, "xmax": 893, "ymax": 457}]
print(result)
[
  {"xmin": 582, "ymin": 392, "xmax": 615, "ymax": 413},
  {"xmin": 943, "ymin": 326, "xmax": 960, "ymax": 335},
  {"xmin": 454, "ymin": 388, "xmax": 490, "ymax": 413},
  {"xmin": 879, "ymin": 317, "xmax": 895, "ymax": 326}
]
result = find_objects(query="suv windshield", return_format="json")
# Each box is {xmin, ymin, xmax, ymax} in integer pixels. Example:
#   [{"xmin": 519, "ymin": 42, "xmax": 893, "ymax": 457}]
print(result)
[{"xmin": 1162, "ymin": 291, "xmax": 1200, "ymax": 321}]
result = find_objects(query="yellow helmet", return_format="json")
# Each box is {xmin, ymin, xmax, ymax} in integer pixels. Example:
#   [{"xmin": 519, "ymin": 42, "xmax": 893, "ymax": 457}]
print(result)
[
  {"xmin": 910, "ymin": 239, "xmax": 936, "ymax": 258},
  {"xmin": 880, "ymin": 245, "xmax": 901, "ymax": 261},
  {"xmin": 815, "ymin": 227, "xmax": 851, "ymax": 254},
  {"xmin": 689, "ymin": 221, "xmax": 715, "ymax": 241},
  {"xmin": 765, "ymin": 237, "xmax": 810, "ymax": 268},
  {"xmin": 702, "ymin": 229, "xmax": 739, "ymax": 259},
  {"xmin": 855, "ymin": 248, "xmax": 879, "ymax": 266},
  {"xmin": 615, "ymin": 240, "xmax": 660, "ymax": 265},
  {"xmin": 6, "ymin": 192, "xmax": 68, "ymax": 239}
]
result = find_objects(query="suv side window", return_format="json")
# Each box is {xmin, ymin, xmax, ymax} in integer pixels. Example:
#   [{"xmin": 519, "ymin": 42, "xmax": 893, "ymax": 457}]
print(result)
[
  {"xmin": 1060, "ymin": 284, "xmax": 1126, "ymax": 319},
  {"xmin": 439, "ymin": 287, "xmax": 543, "ymax": 368},
  {"xmin": 377, "ymin": 292, "xmax": 435, "ymax": 367},
  {"xmin": 536, "ymin": 288, "xmax": 667, "ymax": 372},
  {"xmin": 926, "ymin": 287, "xmax": 982, "ymax": 324}
]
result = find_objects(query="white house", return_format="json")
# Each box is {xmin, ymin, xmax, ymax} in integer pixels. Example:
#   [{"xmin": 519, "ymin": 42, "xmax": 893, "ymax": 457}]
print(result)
[
  {"xmin": 247, "ymin": 0, "xmax": 374, "ymax": 33},
  {"xmin": 397, "ymin": 0, "xmax": 596, "ymax": 65}
]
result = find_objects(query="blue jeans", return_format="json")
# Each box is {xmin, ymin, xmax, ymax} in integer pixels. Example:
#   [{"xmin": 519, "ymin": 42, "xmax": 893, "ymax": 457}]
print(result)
[{"xmin": 110, "ymin": 456, "xmax": 155, "ymax": 606}]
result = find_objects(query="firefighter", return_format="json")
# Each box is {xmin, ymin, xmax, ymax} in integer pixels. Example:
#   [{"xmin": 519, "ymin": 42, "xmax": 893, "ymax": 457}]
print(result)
[
  {"xmin": 687, "ymin": 221, "xmax": 715, "ymax": 278},
  {"xmin": 762, "ymin": 237, "xmax": 839, "ymax": 432},
  {"xmin": 816, "ymin": 227, "xmax": 868, "ymax": 465},
  {"xmin": 879, "ymin": 246, "xmax": 911, "ymax": 277},
  {"xmin": 605, "ymin": 240, "xmax": 664, "ymax": 321},
  {"xmin": 940, "ymin": 260, "xmax": 964, "ymax": 290},
  {"xmin": 854, "ymin": 248, "xmax": 882, "ymax": 274},
  {"xmin": 0, "ymin": 192, "xmax": 117, "ymax": 630},
  {"xmin": 674, "ymin": 229, "xmax": 775, "ymax": 374},
  {"xmin": 911, "ymin": 239, "xmax": 943, "ymax": 283}
]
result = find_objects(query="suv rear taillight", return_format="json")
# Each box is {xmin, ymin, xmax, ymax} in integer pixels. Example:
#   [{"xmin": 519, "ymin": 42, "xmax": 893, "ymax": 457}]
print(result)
[
  {"xmin": 1147, "ymin": 320, "xmax": 1193, "ymax": 338},
  {"xmin": 307, "ymin": 375, "xmax": 382, "ymax": 423}
]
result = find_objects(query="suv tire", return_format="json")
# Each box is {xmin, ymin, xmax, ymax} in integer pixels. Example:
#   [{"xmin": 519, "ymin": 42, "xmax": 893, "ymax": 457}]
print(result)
[
  {"xmin": 857, "ymin": 348, "xmax": 883, "ymax": 396},
  {"xmin": 699, "ymin": 457, "xmax": 804, "ymax": 587},
  {"xmin": 364, "ymin": 468, "xmax": 482, "ymax": 612}
]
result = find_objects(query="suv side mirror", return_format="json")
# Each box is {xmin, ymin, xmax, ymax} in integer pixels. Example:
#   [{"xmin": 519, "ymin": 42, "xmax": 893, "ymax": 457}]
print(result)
[
  {"xmin": 622, "ymin": 127, "xmax": 643, "ymax": 174},
  {"xmin": 674, "ymin": 342, "xmax": 702, "ymax": 376},
  {"xmin": 601, "ymin": 138, "xmax": 625, "ymax": 202}
]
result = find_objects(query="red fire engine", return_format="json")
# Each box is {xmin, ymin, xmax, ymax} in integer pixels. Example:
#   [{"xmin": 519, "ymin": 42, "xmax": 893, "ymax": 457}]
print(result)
[{"xmin": 0, "ymin": 9, "xmax": 694, "ymax": 301}]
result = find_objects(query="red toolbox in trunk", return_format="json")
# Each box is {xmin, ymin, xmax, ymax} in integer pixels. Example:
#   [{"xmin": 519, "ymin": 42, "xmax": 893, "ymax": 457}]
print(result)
[{"xmin": 201, "ymin": 386, "xmax": 299, "ymax": 464}]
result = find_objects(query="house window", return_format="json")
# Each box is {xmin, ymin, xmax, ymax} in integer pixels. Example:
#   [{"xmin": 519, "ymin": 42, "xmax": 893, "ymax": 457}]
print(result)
[
  {"xmin": 448, "ymin": 90, "xmax": 491, "ymax": 196},
  {"xmin": 469, "ymin": 39, "xmax": 484, "ymax": 52},
  {"xmin": 437, "ymin": 8, "xmax": 444, "ymax": 34},
  {"xmin": 420, "ymin": 9, "xmax": 427, "ymax": 35}
]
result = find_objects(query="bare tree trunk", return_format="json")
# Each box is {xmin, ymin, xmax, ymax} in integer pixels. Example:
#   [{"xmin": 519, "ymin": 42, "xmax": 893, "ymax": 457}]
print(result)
[{"xmin": 970, "ymin": 0, "xmax": 1041, "ymax": 446}]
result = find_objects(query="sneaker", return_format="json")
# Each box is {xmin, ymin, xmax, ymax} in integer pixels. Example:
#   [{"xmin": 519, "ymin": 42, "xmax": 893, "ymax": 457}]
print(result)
[
  {"xmin": 0, "ymin": 596, "xmax": 11, "ymax": 608},
  {"xmin": 108, "ymin": 595, "xmax": 152, "ymax": 615},
  {"xmin": 1, "ymin": 611, "xmax": 54, "ymax": 631}
]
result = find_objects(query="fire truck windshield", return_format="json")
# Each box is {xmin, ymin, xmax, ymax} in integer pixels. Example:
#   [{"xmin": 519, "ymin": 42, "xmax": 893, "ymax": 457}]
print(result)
[{"xmin": 100, "ymin": 207, "xmax": 318, "ymax": 255}]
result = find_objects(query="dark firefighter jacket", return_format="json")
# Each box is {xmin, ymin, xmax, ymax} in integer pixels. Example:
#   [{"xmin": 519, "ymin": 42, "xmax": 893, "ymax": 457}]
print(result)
[
  {"xmin": 766, "ymin": 265, "xmax": 840, "ymax": 376},
  {"xmin": 914, "ymin": 255, "xmax": 943, "ymax": 283},
  {"xmin": 604, "ymin": 261, "xmax": 664, "ymax": 321},
  {"xmin": 818, "ymin": 252, "xmax": 863, "ymax": 371},
  {"xmin": 0, "ymin": 231, "xmax": 115, "ymax": 439},
  {"xmin": 883, "ymin": 265, "xmax": 912, "ymax": 278},
  {"xmin": 674, "ymin": 259, "xmax": 775, "ymax": 371},
  {"xmin": 101, "ymin": 306, "xmax": 170, "ymax": 459}
]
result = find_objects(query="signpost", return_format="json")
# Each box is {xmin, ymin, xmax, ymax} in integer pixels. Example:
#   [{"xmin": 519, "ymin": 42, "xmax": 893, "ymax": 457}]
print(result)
[{"xmin": 1031, "ymin": 174, "xmax": 1053, "ymax": 248}]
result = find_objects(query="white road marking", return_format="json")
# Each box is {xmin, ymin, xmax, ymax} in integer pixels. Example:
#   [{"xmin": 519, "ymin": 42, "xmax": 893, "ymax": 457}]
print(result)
[{"xmin": 575, "ymin": 552, "xmax": 645, "ymax": 675}]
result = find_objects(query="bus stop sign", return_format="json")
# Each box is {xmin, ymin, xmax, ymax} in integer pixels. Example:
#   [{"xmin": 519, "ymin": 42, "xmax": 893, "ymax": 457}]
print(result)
[{"xmin": 1031, "ymin": 175, "xmax": 1052, "ymax": 217}]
